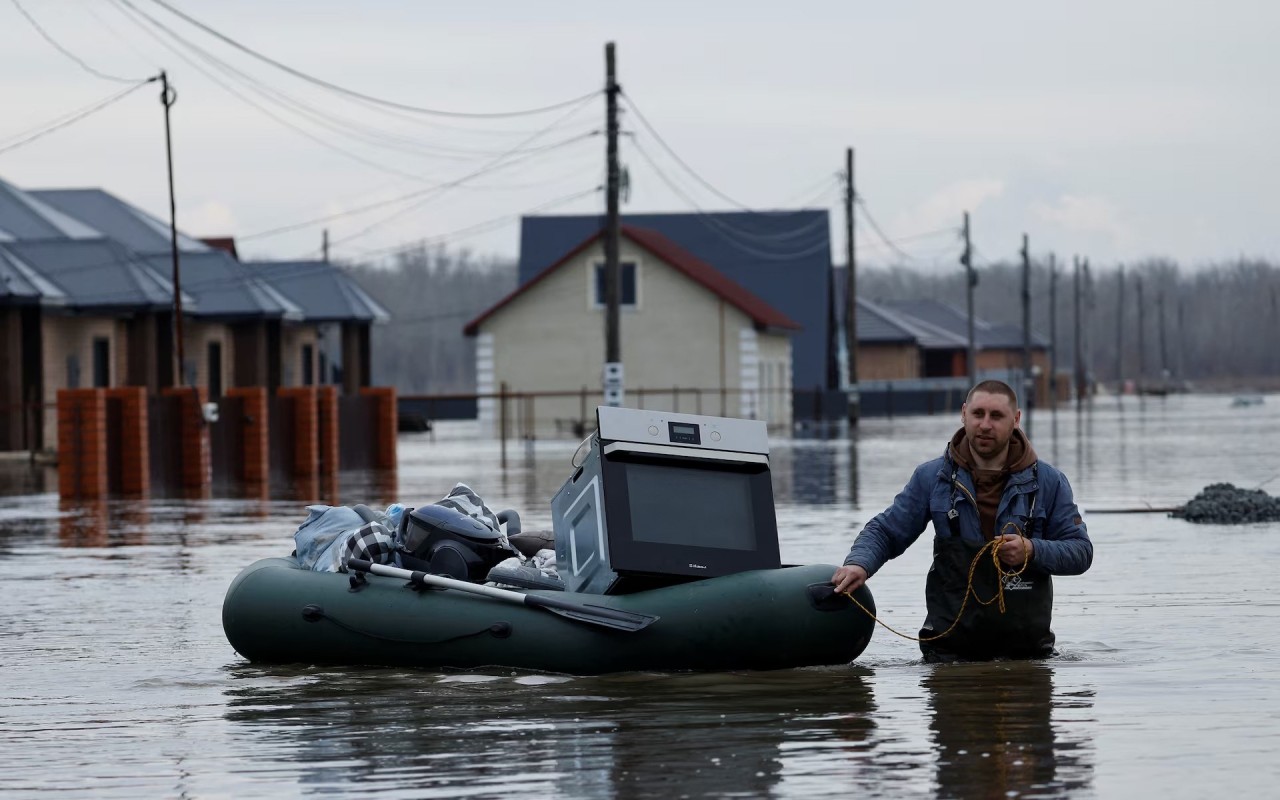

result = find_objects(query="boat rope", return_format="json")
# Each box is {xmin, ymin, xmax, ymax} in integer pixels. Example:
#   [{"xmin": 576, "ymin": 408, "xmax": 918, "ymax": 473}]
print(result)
[{"xmin": 842, "ymin": 525, "xmax": 1032, "ymax": 643}]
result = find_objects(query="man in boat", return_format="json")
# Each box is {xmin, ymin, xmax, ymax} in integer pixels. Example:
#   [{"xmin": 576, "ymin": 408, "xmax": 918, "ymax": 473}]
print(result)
[{"xmin": 831, "ymin": 380, "xmax": 1093, "ymax": 661}]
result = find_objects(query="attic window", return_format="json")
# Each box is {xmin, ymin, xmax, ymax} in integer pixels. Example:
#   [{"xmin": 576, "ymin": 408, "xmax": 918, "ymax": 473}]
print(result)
[{"xmin": 593, "ymin": 261, "xmax": 637, "ymax": 308}]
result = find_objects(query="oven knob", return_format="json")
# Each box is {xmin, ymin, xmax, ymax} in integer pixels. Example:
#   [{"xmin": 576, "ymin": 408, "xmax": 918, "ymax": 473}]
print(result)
[
  {"xmin": 648, "ymin": 425, "xmax": 659, "ymax": 436},
  {"xmin": 710, "ymin": 431, "xmax": 721, "ymax": 442}
]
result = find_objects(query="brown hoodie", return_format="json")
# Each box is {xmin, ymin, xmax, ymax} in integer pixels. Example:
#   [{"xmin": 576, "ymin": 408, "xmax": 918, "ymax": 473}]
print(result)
[{"xmin": 949, "ymin": 427, "xmax": 1037, "ymax": 540}]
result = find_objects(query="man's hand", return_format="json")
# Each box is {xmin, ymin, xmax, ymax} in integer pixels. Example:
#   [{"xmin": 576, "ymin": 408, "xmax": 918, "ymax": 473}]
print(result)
[
  {"xmin": 831, "ymin": 564, "xmax": 869, "ymax": 594},
  {"xmin": 997, "ymin": 533, "xmax": 1034, "ymax": 567}
]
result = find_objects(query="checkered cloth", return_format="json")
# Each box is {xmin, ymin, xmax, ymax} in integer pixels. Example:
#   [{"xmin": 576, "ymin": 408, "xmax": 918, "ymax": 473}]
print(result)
[{"xmin": 340, "ymin": 521, "xmax": 397, "ymax": 572}]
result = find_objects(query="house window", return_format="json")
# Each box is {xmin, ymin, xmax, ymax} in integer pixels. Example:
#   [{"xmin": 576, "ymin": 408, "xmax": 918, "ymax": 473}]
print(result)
[
  {"xmin": 302, "ymin": 344, "xmax": 314, "ymax": 386},
  {"xmin": 207, "ymin": 341, "xmax": 223, "ymax": 399},
  {"xmin": 593, "ymin": 261, "xmax": 637, "ymax": 308},
  {"xmin": 92, "ymin": 337, "xmax": 110, "ymax": 388}
]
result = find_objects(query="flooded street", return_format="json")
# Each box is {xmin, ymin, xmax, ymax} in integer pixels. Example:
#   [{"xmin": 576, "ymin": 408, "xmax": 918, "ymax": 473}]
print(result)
[{"xmin": 2, "ymin": 393, "xmax": 1278, "ymax": 798}]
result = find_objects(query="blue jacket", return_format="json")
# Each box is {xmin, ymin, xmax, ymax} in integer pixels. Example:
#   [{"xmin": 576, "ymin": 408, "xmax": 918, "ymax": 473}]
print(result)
[{"xmin": 844, "ymin": 446, "xmax": 1093, "ymax": 577}]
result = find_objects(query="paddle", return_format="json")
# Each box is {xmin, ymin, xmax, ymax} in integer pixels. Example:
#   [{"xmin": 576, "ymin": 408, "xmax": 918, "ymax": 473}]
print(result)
[{"xmin": 346, "ymin": 558, "xmax": 658, "ymax": 633}]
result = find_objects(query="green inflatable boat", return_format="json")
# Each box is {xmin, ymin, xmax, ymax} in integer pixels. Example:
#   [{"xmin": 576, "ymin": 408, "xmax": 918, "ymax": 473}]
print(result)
[{"xmin": 222, "ymin": 557, "xmax": 876, "ymax": 674}]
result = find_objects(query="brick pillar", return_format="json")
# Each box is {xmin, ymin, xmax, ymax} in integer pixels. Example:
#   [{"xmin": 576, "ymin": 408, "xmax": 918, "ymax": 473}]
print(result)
[
  {"xmin": 226, "ymin": 386, "xmax": 269, "ymax": 484},
  {"xmin": 162, "ymin": 386, "xmax": 210, "ymax": 490},
  {"xmin": 318, "ymin": 385, "xmax": 339, "ymax": 475},
  {"xmin": 278, "ymin": 386, "xmax": 319, "ymax": 477},
  {"xmin": 360, "ymin": 386, "xmax": 397, "ymax": 470},
  {"xmin": 104, "ymin": 387, "xmax": 149, "ymax": 495},
  {"xmin": 57, "ymin": 389, "xmax": 107, "ymax": 499}
]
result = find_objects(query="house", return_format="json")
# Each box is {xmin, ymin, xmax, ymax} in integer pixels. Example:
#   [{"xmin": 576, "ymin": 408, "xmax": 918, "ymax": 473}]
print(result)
[
  {"xmin": 517, "ymin": 210, "xmax": 833, "ymax": 399},
  {"xmin": 464, "ymin": 224, "xmax": 801, "ymax": 435}
]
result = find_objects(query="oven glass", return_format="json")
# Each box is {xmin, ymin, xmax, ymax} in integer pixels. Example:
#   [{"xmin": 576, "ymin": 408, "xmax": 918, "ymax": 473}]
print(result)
[{"xmin": 624, "ymin": 461, "xmax": 756, "ymax": 550}]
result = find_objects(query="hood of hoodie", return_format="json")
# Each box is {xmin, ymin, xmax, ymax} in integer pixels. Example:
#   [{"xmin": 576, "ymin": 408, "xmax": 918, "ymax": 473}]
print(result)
[{"xmin": 949, "ymin": 426, "xmax": 1037, "ymax": 475}]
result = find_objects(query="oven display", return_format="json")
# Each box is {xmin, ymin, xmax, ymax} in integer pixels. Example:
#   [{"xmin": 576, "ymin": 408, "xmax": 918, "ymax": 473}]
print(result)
[{"xmin": 668, "ymin": 421, "xmax": 701, "ymax": 445}]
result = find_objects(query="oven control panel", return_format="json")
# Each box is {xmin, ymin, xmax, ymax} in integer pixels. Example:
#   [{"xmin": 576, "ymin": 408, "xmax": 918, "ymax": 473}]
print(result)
[{"xmin": 596, "ymin": 406, "xmax": 769, "ymax": 455}]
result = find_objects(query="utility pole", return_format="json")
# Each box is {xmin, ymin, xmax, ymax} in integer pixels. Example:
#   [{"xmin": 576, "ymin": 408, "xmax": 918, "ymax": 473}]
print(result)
[
  {"xmin": 1020, "ymin": 233, "xmax": 1031, "ymax": 417},
  {"xmin": 602, "ymin": 42, "xmax": 623, "ymax": 406},
  {"xmin": 1158, "ymin": 289, "xmax": 1169, "ymax": 387},
  {"xmin": 1073, "ymin": 256, "xmax": 1083, "ymax": 409},
  {"xmin": 961, "ymin": 211, "xmax": 976, "ymax": 386},
  {"xmin": 1083, "ymin": 258, "xmax": 1092, "ymax": 398},
  {"xmin": 1048, "ymin": 253, "xmax": 1057, "ymax": 404},
  {"xmin": 1136, "ymin": 275, "xmax": 1146, "ymax": 391},
  {"xmin": 322, "ymin": 229, "xmax": 330, "ymax": 263},
  {"xmin": 844, "ymin": 147, "xmax": 859, "ymax": 425},
  {"xmin": 160, "ymin": 71, "xmax": 185, "ymax": 387},
  {"xmin": 1116, "ymin": 264, "xmax": 1125, "ymax": 390}
]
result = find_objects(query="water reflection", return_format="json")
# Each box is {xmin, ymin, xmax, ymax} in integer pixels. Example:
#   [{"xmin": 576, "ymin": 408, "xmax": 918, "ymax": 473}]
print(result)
[
  {"xmin": 925, "ymin": 662, "xmax": 1094, "ymax": 798},
  {"xmin": 222, "ymin": 667, "xmax": 877, "ymax": 798}
]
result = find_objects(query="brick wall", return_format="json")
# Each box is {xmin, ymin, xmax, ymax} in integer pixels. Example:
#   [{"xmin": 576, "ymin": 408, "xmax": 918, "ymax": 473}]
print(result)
[
  {"xmin": 360, "ymin": 386, "xmax": 397, "ymax": 470},
  {"xmin": 226, "ymin": 386, "xmax": 269, "ymax": 483},
  {"xmin": 278, "ymin": 386, "xmax": 318, "ymax": 477},
  {"xmin": 162, "ymin": 386, "xmax": 209, "ymax": 489},
  {"xmin": 104, "ymin": 386, "xmax": 149, "ymax": 495},
  {"xmin": 57, "ymin": 389, "xmax": 106, "ymax": 499},
  {"xmin": 318, "ymin": 385, "xmax": 338, "ymax": 475}
]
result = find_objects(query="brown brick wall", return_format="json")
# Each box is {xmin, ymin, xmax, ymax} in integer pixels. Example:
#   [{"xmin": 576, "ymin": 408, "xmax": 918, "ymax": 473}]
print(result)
[
  {"xmin": 317, "ymin": 385, "xmax": 338, "ymax": 475},
  {"xmin": 162, "ymin": 386, "xmax": 209, "ymax": 489},
  {"xmin": 278, "ymin": 386, "xmax": 319, "ymax": 477},
  {"xmin": 104, "ymin": 387, "xmax": 149, "ymax": 495},
  {"xmin": 360, "ymin": 386, "xmax": 397, "ymax": 470},
  {"xmin": 226, "ymin": 386, "xmax": 269, "ymax": 483},
  {"xmin": 57, "ymin": 389, "xmax": 107, "ymax": 499}
]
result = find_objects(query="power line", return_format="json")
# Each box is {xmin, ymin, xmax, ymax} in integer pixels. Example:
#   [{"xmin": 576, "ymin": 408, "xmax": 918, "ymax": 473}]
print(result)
[
  {"xmin": 854, "ymin": 197, "xmax": 947, "ymax": 264},
  {"xmin": 0, "ymin": 80, "xmax": 154, "ymax": 157},
  {"xmin": 138, "ymin": 0, "xmax": 601, "ymax": 119},
  {"xmin": 9, "ymin": 0, "xmax": 151, "ymax": 83}
]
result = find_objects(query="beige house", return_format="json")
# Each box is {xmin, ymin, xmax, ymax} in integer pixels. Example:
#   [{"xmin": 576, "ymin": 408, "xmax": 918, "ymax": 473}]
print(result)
[{"xmin": 464, "ymin": 225, "xmax": 801, "ymax": 437}]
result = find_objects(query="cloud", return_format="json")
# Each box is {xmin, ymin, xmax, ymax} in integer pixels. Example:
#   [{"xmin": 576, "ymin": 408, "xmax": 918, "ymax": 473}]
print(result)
[
  {"xmin": 892, "ymin": 178, "xmax": 1005, "ymax": 235},
  {"xmin": 1030, "ymin": 193, "xmax": 1134, "ymax": 250},
  {"xmin": 183, "ymin": 200, "xmax": 238, "ymax": 236}
]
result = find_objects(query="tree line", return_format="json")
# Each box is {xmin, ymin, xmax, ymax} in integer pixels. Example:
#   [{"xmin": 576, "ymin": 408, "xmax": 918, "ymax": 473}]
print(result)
[{"xmin": 346, "ymin": 244, "xmax": 1280, "ymax": 393}]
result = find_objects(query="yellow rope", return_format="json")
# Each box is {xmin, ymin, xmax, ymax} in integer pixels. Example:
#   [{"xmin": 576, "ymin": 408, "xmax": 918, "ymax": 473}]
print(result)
[{"xmin": 843, "ymin": 525, "xmax": 1031, "ymax": 643}]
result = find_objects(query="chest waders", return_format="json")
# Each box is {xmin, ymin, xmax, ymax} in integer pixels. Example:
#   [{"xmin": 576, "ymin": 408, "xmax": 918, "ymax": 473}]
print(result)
[{"xmin": 919, "ymin": 463, "xmax": 1055, "ymax": 662}]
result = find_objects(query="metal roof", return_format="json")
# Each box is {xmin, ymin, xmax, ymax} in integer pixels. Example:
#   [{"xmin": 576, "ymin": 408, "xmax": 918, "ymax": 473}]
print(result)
[
  {"xmin": 0, "ymin": 238, "xmax": 193, "ymax": 312},
  {"xmin": 0, "ymin": 246, "xmax": 67, "ymax": 306},
  {"xmin": 29, "ymin": 188, "xmax": 210, "ymax": 253},
  {"xmin": 0, "ymin": 178, "xmax": 102, "ymax": 241},
  {"xmin": 881, "ymin": 299, "xmax": 1050, "ymax": 349},
  {"xmin": 519, "ymin": 210, "xmax": 832, "ymax": 388},
  {"xmin": 246, "ymin": 260, "xmax": 390, "ymax": 323},
  {"xmin": 141, "ymin": 250, "xmax": 303, "ymax": 320}
]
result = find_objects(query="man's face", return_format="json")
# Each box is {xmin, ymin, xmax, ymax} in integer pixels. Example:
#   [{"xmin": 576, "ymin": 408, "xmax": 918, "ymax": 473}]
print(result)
[{"xmin": 962, "ymin": 391, "xmax": 1021, "ymax": 460}]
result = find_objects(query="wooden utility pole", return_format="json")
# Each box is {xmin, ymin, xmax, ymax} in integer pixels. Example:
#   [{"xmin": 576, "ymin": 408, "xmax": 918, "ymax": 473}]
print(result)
[
  {"xmin": 160, "ymin": 71, "xmax": 185, "ymax": 387},
  {"xmin": 1073, "ymin": 256, "xmax": 1083, "ymax": 409},
  {"xmin": 1020, "ymin": 234, "xmax": 1031, "ymax": 412},
  {"xmin": 1048, "ymin": 253, "xmax": 1057, "ymax": 404},
  {"xmin": 1158, "ymin": 289, "xmax": 1169, "ymax": 386},
  {"xmin": 1115, "ymin": 264, "xmax": 1125, "ymax": 389},
  {"xmin": 1083, "ymin": 258, "xmax": 1092, "ymax": 398},
  {"xmin": 602, "ymin": 42, "xmax": 623, "ymax": 406},
  {"xmin": 322, "ymin": 229, "xmax": 330, "ymax": 263},
  {"xmin": 961, "ymin": 211, "xmax": 976, "ymax": 386},
  {"xmin": 1136, "ymin": 275, "xmax": 1146, "ymax": 391},
  {"xmin": 844, "ymin": 147, "xmax": 859, "ymax": 424}
]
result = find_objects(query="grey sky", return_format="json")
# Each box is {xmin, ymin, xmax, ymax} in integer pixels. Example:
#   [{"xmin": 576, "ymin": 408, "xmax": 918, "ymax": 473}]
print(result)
[{"xmin": 1, "ymin": 1, "xmax": 1276, "ymax": 270}]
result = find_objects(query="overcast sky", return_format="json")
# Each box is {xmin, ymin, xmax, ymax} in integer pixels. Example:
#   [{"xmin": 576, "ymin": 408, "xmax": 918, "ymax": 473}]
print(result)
[{"xmin": 2, "ymin": 1, "xmax": 1277, "ymax": 270}]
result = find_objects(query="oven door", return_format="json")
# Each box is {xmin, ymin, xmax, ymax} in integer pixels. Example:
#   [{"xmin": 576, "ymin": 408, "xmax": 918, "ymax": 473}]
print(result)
[{"xmin": 599, "ymin": 442, "xmax": 780, "ymax": 579}]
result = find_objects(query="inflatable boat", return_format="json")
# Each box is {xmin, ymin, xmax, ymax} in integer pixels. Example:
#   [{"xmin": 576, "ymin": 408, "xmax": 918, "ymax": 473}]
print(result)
[{"xmin": 221, "ymin": 557, "xmax": 875, "ymax": 675}]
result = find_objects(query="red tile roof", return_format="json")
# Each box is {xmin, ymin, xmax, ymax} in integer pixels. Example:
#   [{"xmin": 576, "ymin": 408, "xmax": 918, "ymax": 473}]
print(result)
[{"xmin": 463, "ymin": 224, "xmax": 801, "ymax": 335}]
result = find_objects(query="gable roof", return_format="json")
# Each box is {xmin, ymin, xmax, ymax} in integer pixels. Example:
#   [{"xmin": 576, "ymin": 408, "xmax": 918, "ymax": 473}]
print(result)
[
  {"xmin": 0, "ymin": 238, "xmax": 193, "ymax": 312},
  {"xmin": 140, "ymin": 250, "xmax": 303, "ymax": 320},
  {"xmin": 519, "ymin": 210, "xmax": 830, "ymax": 386},
  {"xmin": 245, "ymin": 260, "xmax": 391, "ymax": 323},
  {"xmin": 0, "ymin": 178, "xmax": 101, "ymax": 241},
  {"xmin": 0, "ymin": 246, "xmax": 68, "ymax": 306},
  {"xmin": 463, "ymin": 224, "xmax": 801, "ymax": 336},
  {"xmin": 29, "ymin": 188, "xmax": 210, "ymax": 253}
]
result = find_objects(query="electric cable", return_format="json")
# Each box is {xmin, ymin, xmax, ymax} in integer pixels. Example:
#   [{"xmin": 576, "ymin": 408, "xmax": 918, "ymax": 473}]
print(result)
[
  {"xmin": 9, "ymin": 0, "xmax": 150, "ymax": 83},
  {"xmin": 0, "ymin": 81, "xmax": 154, "ymax": 157}
]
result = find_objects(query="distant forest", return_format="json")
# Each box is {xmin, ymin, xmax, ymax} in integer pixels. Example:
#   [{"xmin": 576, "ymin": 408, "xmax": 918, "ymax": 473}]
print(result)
[{"xmin": 346, "ymin": 246, "xmax": 1280, "ymax": 394}]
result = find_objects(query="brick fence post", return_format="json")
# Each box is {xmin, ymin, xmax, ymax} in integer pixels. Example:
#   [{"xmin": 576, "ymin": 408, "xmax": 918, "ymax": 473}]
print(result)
[
  {"xmin": 360, "ymin": 386, "xmax": 397, "ymax": 470},
  {"xmin": 278, "ymin": 386, "xmax": 319, "ymax": 477},
  {"xmin": 226, "ymin": 386, "xmax": 269, "ymax": 484},
  {"xmin": 57, "ymin": 388, "xmax": 107, "ymax": 499},
  {"xmin": 318, "ymin": 385, "xmax": 339, "ymax": 475},
  {"xmin": 104, "ymin": 387, "xmax": 149, "ymax": 496},
  {"xmin": 162, "ymin": 386, "xmax": 210, "ymax": 490}
]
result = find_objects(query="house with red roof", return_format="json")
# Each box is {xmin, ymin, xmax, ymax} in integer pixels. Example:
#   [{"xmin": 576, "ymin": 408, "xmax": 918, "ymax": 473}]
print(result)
[{"xmin": 463, "ymin": 224, "xmax": 801, "ymax": 435}]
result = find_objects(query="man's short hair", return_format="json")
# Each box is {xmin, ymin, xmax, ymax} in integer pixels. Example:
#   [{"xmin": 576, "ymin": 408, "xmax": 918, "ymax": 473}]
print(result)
[{"xmin": 967, "ymin": 379, "xmax": 1019, "ymax": 409}]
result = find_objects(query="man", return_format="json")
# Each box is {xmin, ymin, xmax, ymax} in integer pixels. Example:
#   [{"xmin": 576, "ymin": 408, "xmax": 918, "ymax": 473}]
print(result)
[{"xmin": 832, "ymin": 380, "xmax": 1093, "ymax": 661}]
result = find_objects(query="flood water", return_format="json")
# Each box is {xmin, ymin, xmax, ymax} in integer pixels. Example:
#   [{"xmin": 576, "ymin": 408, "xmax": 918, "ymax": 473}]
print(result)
[{"xmin": 2, "ymin": 393, "xmax": 1278, "ymax": 798}]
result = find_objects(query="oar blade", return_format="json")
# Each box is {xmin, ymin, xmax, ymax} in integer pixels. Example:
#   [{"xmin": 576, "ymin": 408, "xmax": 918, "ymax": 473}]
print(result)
[{"xmin": 542, "ymin": 602, "xmax": 658, "ymax": 632}]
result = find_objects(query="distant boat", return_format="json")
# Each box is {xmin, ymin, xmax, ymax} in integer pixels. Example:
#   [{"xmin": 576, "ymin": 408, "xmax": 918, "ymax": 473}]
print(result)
[{"xmin": 1231, "ymin": 395, "xmax": 1265, "ymax": 408}]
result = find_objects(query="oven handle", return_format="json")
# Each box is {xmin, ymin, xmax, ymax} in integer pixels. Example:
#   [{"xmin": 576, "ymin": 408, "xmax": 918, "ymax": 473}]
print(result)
[{"xmin": 602, "ymin": 441, "xmax": 769, "ymax": 465}]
